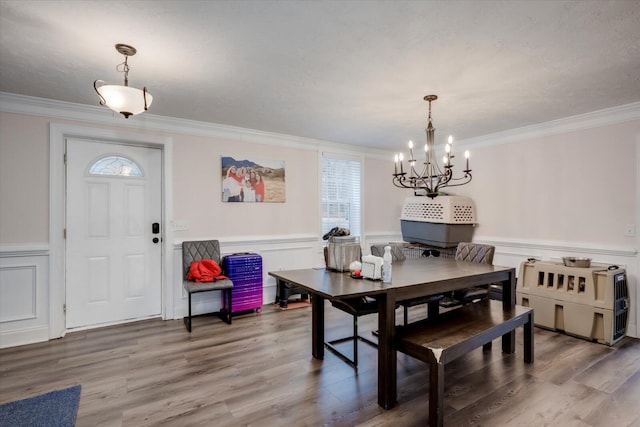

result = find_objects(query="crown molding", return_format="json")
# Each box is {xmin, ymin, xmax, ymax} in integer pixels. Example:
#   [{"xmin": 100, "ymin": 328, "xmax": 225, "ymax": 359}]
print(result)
[
  {"xmin": 0, "ymin": 92, "xmax": 391, "ymax": 159},
  {"xmin": 2, "ymin": 92, "xmax": 638, "ymax": 155},
  {"xmin": 457, "ymin": 101, "xmax": 640, "ymax": 149}
]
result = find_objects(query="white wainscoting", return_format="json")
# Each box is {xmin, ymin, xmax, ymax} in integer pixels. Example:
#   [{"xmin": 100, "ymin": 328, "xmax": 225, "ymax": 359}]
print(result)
[
  {"xmin": 186, "ymin": 233, "xmax": 637, "ymax": 339},
  {"xmin": 2, "ymin": 235, "xmax": 636, "ymax": 348},
  {"xmin": 172, "ymin": 235, "xmax": 321, "ymax": 319},
  {"xmin": 0, "ymin": 246, "xmax": 50, "ymax": 348}
]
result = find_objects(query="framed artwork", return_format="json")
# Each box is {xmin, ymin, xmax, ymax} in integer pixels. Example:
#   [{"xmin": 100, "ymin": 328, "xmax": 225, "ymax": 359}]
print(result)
[{"xmin": 221, "ymin": 156, "xmax": 286, "ymax": 203}]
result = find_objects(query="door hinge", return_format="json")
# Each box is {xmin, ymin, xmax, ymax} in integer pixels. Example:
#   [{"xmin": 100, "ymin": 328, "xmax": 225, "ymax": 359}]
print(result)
[
  {"xmin": 63, "ymin": 304, "xmax": 66, "ymax": 313},
  {"xmin": 63, "ymin": 228, "xmax": 66, "ymax": 239},
  {"xmin": 64, "ymin": 152, "xmax": 67, "ymax": 165}
]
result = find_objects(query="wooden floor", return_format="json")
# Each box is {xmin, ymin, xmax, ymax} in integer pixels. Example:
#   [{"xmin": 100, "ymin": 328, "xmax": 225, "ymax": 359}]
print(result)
[{"xmin": 1, "ymin": 302, "xmax": 639, "ymax": 427}]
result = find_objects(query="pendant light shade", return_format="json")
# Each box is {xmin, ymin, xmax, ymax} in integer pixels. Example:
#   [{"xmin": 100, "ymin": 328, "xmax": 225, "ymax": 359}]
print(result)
[
  {"xmin": 94, "ymin": 83, "xmax": 152, "ymax": 118},
  {"xmin": 94, "ymin": 44, "xmax": 152, "ymax": 118}
]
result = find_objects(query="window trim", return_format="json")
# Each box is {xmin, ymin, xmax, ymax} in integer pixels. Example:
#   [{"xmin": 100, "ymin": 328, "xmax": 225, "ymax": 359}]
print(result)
[{"xmin": 319, "ymin": 150, "xmax": 364, "ymax": 240}]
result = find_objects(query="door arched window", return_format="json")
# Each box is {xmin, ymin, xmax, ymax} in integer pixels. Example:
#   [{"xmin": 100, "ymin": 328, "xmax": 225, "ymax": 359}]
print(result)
[{"xmin": 88, "ymin": 155, "xmax": 143, "ymax": 177}]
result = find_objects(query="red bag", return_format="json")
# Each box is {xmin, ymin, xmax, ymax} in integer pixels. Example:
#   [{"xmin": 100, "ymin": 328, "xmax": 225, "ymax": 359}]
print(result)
[{"xmin": 187, "ymin": 259, "xmax": 227, "ymax": 282}]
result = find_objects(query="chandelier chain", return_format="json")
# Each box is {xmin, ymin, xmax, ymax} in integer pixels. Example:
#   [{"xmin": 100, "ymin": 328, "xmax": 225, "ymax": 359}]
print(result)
[{"xmin": 116, "ymin": 56, "xmax": 130, "ymax": 86}]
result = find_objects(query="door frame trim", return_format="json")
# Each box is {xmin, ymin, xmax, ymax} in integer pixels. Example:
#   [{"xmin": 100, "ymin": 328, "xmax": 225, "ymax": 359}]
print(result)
[{"xmin": 49, "ymin": 123, "xmax": 174, "ymax": 339}]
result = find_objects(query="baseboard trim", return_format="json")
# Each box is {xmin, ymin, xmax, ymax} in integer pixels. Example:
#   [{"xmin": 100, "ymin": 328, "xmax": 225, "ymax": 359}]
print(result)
[{"xmin": 0, "ymin": 326, "xmax": 49, "ymax": 349}]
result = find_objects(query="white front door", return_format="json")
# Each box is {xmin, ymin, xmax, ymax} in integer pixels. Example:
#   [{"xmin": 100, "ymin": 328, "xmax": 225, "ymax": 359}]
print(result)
[{"xmin": 65, "ymin": 138, "xmax": 162, "ymax": 329}]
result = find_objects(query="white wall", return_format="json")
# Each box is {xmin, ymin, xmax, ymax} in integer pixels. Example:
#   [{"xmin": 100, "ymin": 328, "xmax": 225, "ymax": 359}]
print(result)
[
  {"xmin": 0, "ymin": 112, "xmax": 49, "ymax": 244},
  {"xmin": 451, "ymin": 114, "xmax": 639, "ymax": 336},
  {"xmin": 0, "ymin": 93, "xmax": 638, "ymax": 348},
  {"xmin": 454, "ymin": 121, "xmax": 638, "ymax": 245},
  {"xmin": 172, "ymin": 133, "xmax": 321, "ymax": 238}
]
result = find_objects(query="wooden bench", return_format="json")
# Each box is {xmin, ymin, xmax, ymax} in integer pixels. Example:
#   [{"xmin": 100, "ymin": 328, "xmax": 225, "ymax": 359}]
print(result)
[{"xmin": 396, "ymin": 299, "xmax": 534, "ymax": 427}]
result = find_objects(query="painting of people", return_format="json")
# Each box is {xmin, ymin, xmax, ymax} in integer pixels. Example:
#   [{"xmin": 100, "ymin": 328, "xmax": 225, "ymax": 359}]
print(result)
[{"xmin": 221, "ymin": 156, "xmax": 286, "ymax": 203}]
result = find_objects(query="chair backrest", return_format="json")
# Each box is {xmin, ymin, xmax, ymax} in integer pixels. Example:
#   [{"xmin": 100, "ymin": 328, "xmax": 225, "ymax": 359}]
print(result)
[
  {"xmin": 455, "ymin": 242, "xmax": 495, "ymax": 265},
  {"xmin": 370, "ymin": 244, "xmax": 406, "ymax": 262},
  {"xmin": 182, "ymin": 240, "xmax": 222, "ymax": 280}
]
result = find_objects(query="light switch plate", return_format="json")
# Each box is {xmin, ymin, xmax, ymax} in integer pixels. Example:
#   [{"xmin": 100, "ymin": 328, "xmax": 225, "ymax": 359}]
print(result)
[{"xmin": 170, "ymin": 220, "xmax": 189, "ymax": 231}]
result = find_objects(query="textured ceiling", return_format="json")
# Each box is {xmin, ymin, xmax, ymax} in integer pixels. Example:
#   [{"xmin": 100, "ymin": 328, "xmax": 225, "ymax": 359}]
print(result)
[{"xmin": 1, "ymin": 0, "xmax": 639, "ymax": 150}]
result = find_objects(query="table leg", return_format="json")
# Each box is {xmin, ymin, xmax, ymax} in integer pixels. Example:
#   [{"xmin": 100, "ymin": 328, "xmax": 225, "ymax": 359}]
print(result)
[
  {"xmin": 377, "ymin": 292, "xmax": 397, "ymax": 409},
  {"xmin": 312, "ymin": 294, "xmax": 324, "ymax": 359},
  {"xmin": 501, "ymin": 269, "xmax": 516, "ymax": 354},
  {"xmin": 524, "ymin": 310, "xmax": 534, "ymax": 363}
]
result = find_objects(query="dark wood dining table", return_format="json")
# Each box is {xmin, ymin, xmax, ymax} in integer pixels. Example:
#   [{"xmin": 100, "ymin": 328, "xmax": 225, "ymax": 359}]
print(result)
[{"xmin": 268, "ymin": 257, "xmax": 516, "ymax": 409}]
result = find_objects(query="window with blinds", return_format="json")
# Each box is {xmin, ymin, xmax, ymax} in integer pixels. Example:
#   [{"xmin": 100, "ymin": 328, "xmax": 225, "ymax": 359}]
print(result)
[{"xmin": 321, "ymin": 154, "xmax": 362, "ymax": 238}]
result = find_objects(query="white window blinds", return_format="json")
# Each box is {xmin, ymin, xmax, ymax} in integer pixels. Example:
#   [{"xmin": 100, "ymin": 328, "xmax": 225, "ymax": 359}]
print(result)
[{"xmin": 321, "ymin": 154, "xmax": 362, "ymax": 238}]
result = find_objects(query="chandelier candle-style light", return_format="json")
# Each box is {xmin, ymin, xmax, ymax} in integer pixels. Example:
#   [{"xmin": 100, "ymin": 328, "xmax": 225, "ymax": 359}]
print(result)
[
  {"xmin": 94, "ymin": 44, "xmax": 153, "ymax": 118},
  {"xmin": 392, "ymin": 95, "xmax": 471, "ymax": 198}
]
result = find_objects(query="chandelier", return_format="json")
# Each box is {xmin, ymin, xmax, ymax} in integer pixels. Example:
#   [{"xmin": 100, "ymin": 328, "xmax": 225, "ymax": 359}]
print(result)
[
  {"xmin": 392, "ymin": 95, "xmax": 471, "ymax": 198},
  {"xmin": 94, "ymin": 44, "xmax": 153, "ymax": 118}
]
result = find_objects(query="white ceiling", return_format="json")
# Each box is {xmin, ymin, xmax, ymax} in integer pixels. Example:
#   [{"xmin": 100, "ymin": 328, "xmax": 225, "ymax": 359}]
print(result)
[{"xmin": 1, "ymin": 0, "xmax": 639, "ymax": 150}]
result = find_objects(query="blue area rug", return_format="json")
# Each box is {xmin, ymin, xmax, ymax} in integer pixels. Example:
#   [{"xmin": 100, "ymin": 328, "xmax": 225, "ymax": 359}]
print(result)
[{"xmin": 0, "ymin": 385, "xmax": 81, "ymax": 427}]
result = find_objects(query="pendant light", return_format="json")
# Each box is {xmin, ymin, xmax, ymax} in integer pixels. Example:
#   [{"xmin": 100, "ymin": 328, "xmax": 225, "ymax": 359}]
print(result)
[{"xmin": 94, "ymin": 43, "xmax": 152, "ymax": 118}]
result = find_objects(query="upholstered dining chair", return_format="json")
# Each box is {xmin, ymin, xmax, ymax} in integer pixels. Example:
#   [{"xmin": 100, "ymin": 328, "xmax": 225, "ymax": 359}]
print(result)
[
  {"xmin": 449, "ymin": 242, "xmax": 496, "ymax": 305},
  {"xmin": 455, "ymin": 241, "xmax": 495, "ymax": 264},
  {"xmin": 370, "ymin": 243, "xmax": 406, "ymax": 263},
  {"xmin": 372, "ymin": 243, "xmax": 443, "ymax": 325},
  {"xmin": 450, "ymin": 241, "xmax": 498, "ymax": 354},
  {"xmin": 182, "ymin": 240, "xmax": 233, "ymax": 332},
  {"xmin": 323, "ymin": 243, "xmax": 377, "ymax": 368},
  {"xmin": 324, "ymin": 296, "xmax": 379, "ymax": 368}
]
